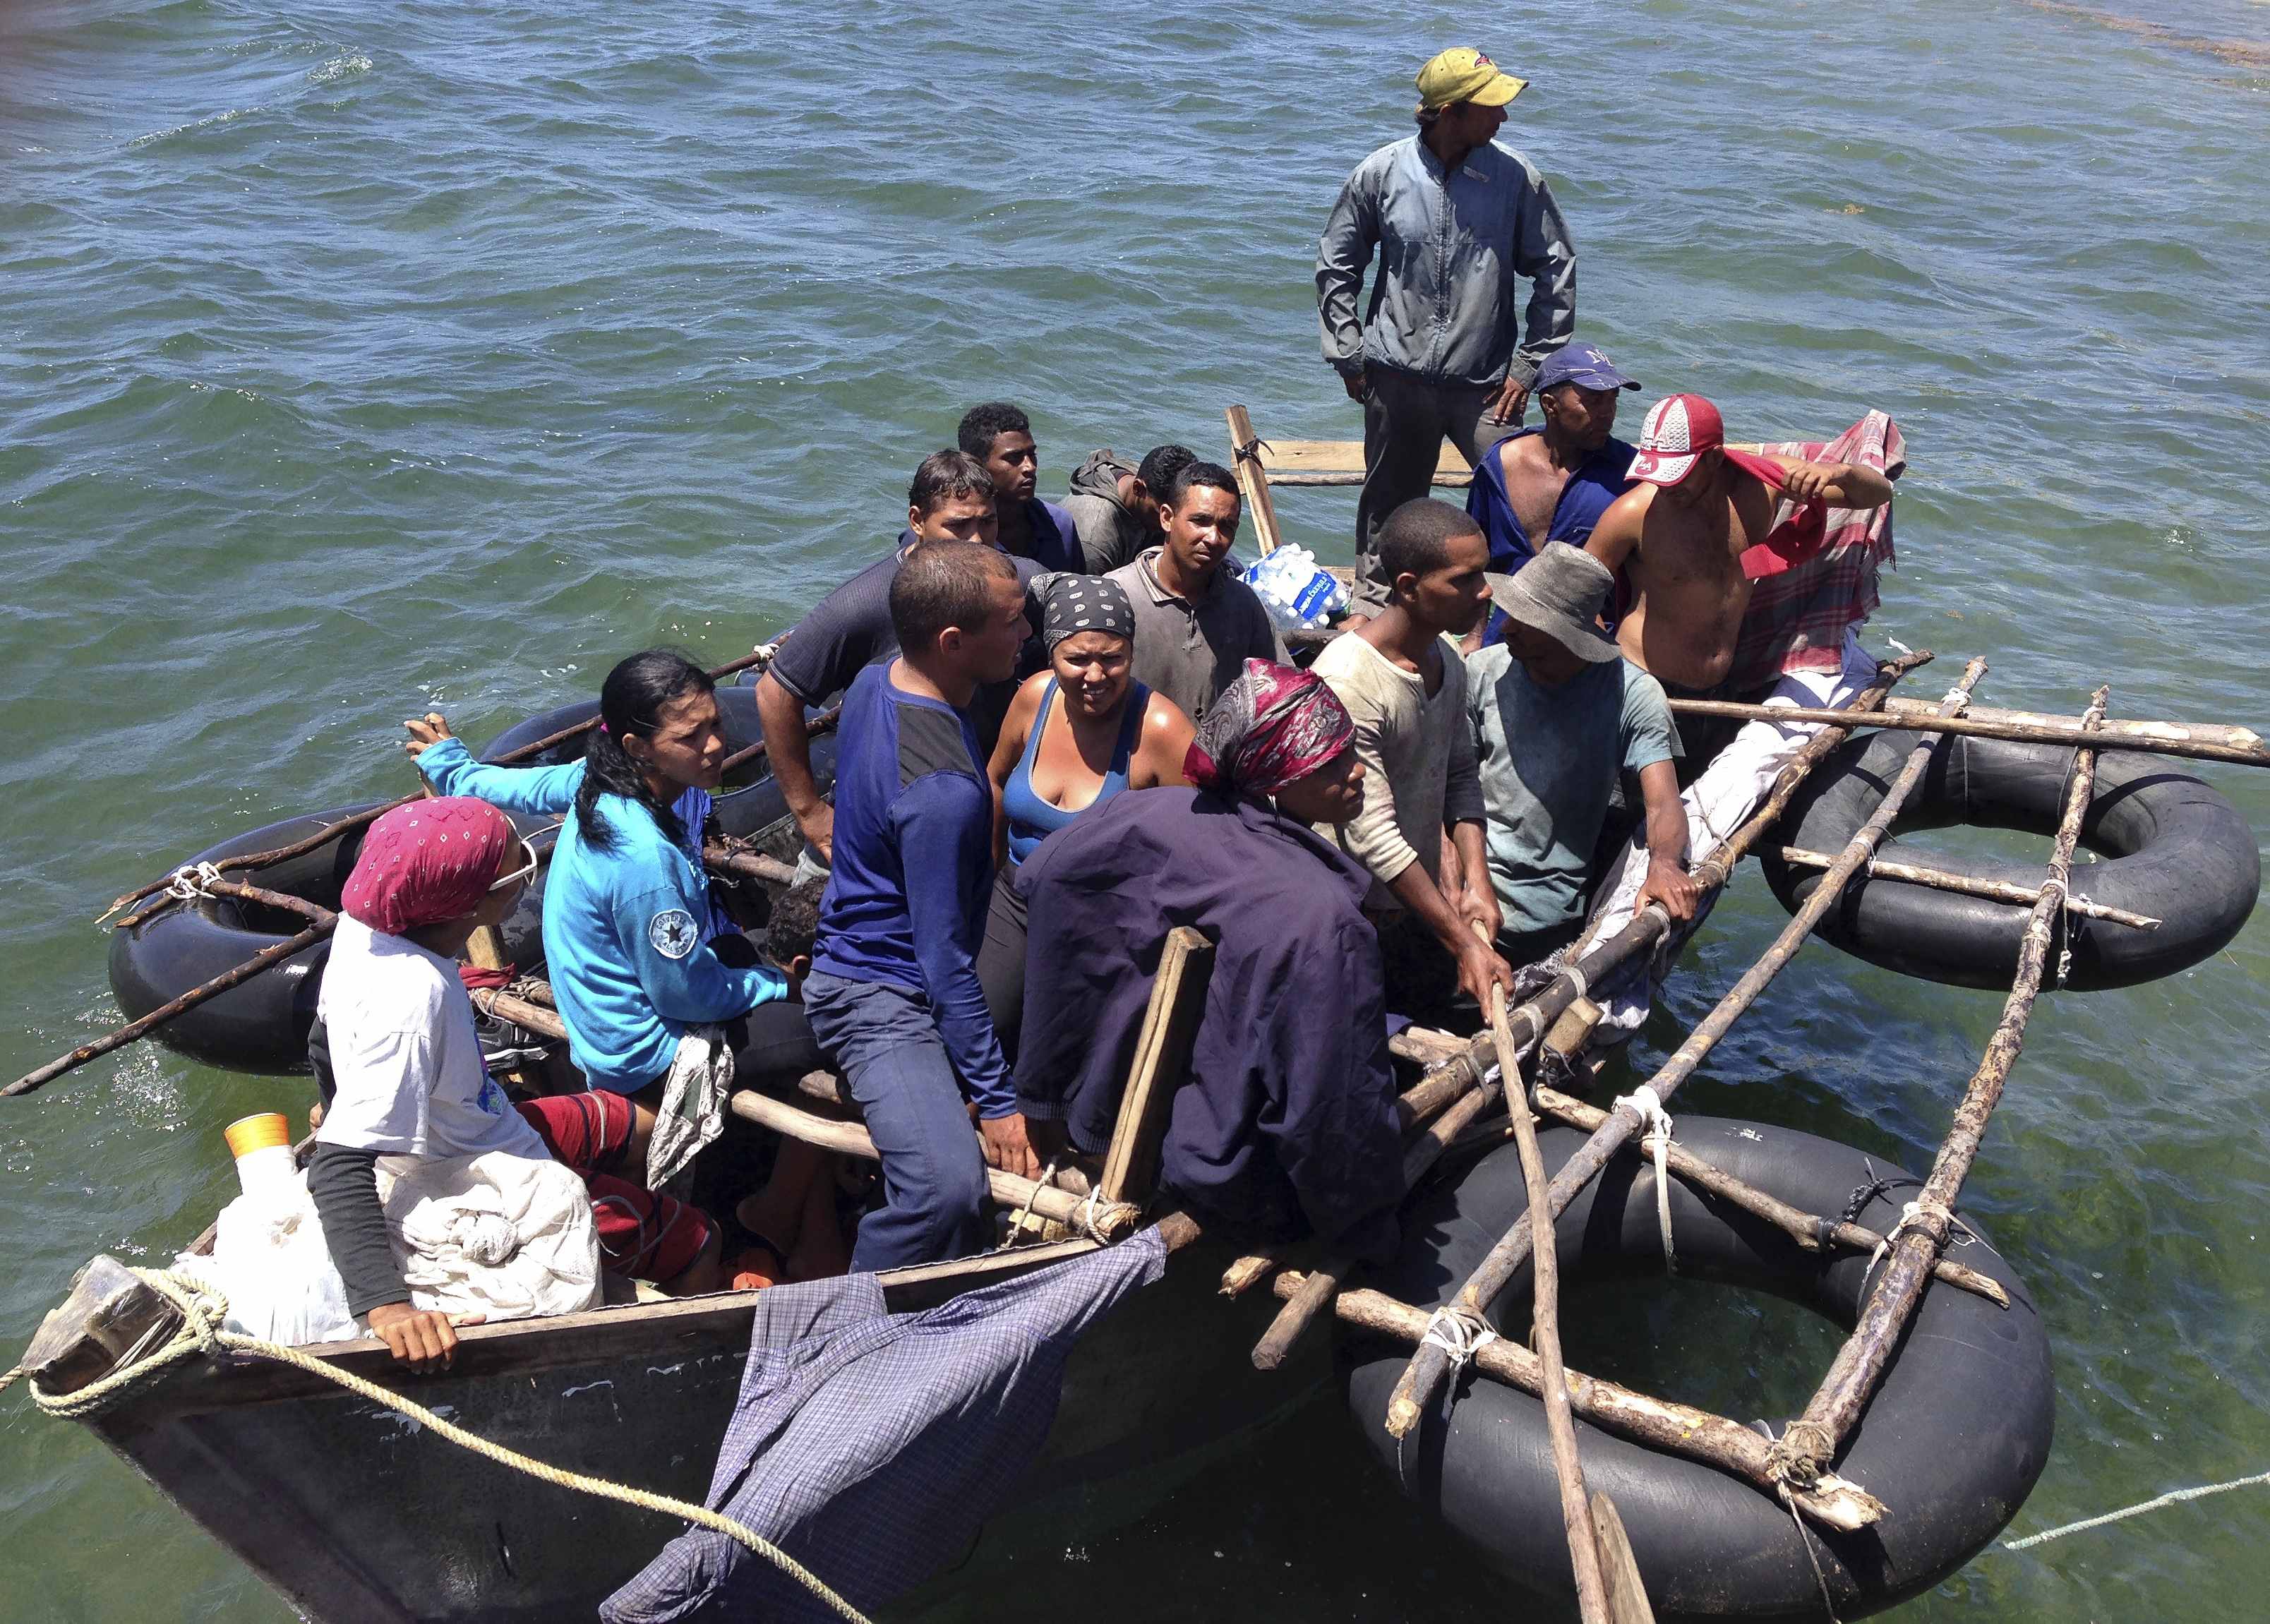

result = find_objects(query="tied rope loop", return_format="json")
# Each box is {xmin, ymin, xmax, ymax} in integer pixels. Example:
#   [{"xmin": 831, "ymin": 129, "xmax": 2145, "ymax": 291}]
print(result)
[
  {"xmin": 163, "ymin": 862, "xmax": 226, "ymax": 905},
  {"xmin": 2036, "ymin": 873, "xmax": 2076, "ymax": 989},
  {"xmin": 10, "ymin": 1267, "xmax": 874, "ymax": 1624},
  {"xmin": 1232, "ymin": 434, "xmax": 1272, "ymax": 467},
  {"xmin": 1419, "ymin": 1304, "xmax": 1499, "ymax": 1369},
  {"xmin": 1616, "ymin": 1085, "xmax": 1677, "ymax": 1275},
  {"xmin": 1863, "ymin": 1198, "xmax": 1974, "ymax": 1283},
  {"xmin": 999, "ymin": 1157, "xmax": 1062, "ymax": 1249}
]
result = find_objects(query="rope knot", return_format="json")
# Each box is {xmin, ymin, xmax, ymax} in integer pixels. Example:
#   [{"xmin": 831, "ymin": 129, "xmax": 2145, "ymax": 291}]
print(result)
[
  {"xmin": 162, "ymin": 862, "xmax": 226, "ymax": 904},
  {"xmin": 1616, "ymin": 1086, "xmax": 1679, "ymax": 1276},
  {"xmin": 1770, "ymin": 1419, "xmax": 1837, "ymax": 1490},
  {"xmin": 1419, "ymin": 1305, "xmax": 1499, "ymax": 1369}
]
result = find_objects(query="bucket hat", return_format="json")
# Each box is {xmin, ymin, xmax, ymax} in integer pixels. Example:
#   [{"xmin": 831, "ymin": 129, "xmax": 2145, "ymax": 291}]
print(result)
[{"xmin": 1484, "ymin": 543, "xmax": 1619, "ymax": 664}]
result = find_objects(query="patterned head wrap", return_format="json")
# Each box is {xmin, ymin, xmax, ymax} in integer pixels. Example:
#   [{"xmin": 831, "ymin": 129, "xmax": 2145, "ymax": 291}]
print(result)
[
  {"xmin": 1035, "ymin": 572, "xmax": 1136, "ymax": 653},
  {"xmin": 341, "ymin": 797, "xmax": 516, "ymax": 935},
  {"xmin": 1184, "ymin": 659, "xmax": 1355, "ymax": 798}
]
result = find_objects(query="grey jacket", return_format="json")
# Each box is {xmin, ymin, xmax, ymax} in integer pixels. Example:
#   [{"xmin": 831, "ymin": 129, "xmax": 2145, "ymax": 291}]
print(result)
[
  {"xmin": 1062, "ymin": 447, "xmax": 1147, "ymax": 574},
  {"xmin": 1316, "ymin": 134, "xmax": 1576, "ymax": 391}
]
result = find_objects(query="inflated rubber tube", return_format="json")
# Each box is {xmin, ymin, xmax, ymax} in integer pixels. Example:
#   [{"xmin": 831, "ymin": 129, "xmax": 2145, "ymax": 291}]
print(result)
[
  {"xmin": 1760, "ymin": 730, "xmax": 2258, "ymax": 990},
  {"xmin": 108, "ymin": 687, "xmax": 831, "ymax": 1074},
  {"xmin": 107, "ymin": 802, "xmax": 529, "ymax": 1075},
  {"xmin": 1346, "ymin": 1118, "xmax": 2052, "ymax": 1622}
]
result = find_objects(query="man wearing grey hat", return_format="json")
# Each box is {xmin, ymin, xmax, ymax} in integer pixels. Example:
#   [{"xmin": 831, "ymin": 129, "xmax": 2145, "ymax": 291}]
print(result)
[{"xmin": 1465, "ymin": 541, "xmax": 1696, "ymax": 963}]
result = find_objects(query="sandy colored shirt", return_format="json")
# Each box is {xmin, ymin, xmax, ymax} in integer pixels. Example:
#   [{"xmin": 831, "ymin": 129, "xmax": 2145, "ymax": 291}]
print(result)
[
  {"xmin": 1105, "ymin": 548, "xmax": 1287, "ymax": 723},
  {"xmin": 1310, "ymin": 631, "xmax": 1484, "ymax": 911}
]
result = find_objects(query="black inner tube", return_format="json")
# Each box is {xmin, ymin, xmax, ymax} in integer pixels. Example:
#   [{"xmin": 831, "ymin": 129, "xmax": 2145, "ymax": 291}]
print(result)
[
  {"xmin": 1760, "ymin": 731, "xmax": 2258, "ymax": 990},
  {"xmin": 1346, "ymin": 1117, "xmax": 2053, "ymax": 1621}
]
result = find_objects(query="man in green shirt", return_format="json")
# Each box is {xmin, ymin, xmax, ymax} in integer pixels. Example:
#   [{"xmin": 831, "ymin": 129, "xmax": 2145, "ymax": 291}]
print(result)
[{"xmin": 1465, "ymin": 541, "xmax": 1697, "ymax": 964}]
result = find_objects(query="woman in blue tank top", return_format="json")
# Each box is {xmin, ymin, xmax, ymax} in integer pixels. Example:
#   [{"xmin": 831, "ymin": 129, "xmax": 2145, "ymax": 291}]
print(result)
[{"xmin": 978, "ymin": 574, "xmax": 1196, "ymax": 1055}]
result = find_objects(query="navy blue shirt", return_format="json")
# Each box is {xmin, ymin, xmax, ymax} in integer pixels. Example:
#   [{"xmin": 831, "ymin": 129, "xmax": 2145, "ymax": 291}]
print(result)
[
  {"xmin": 771, "ymin": 533, "xmax": 1042, "ymax": 750},
  {"xmin": 810, "ymin": 663, "xmax": 1011, "ymax": 1116},
  {"xmin": 1465, "ymin": 429, "xmax": 1636, "ymax": 644},
  {"xmin": 1011, "ymin": 499, "xmax": 1083, "ymax": 575},
  {"xmin": 1014, "ymin": 788, "xmax": 1405, "ymax": 1261}
]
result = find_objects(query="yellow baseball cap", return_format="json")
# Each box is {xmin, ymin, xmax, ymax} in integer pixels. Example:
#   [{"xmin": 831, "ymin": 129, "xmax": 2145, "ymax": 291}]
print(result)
[{"xmin": 1415, "ymin": 47, "xmax": 1528, "ymax": 112}]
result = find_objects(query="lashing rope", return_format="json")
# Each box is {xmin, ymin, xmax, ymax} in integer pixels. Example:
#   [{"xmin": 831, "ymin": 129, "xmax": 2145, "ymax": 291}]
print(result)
[
  {"xmin": 1418, "ymin": 1304, "xmax": 1499, "ymax": 1368},
  {"xmin": 1616, "ymin": 1085, "xmax": 1677, "ymax": 1275}
]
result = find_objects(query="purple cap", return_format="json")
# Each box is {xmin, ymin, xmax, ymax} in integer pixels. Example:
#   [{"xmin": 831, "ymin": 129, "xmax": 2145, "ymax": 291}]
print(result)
[{"xmin": 1535, "ymin": 342, "xmax": 1640, "ymax": 394}]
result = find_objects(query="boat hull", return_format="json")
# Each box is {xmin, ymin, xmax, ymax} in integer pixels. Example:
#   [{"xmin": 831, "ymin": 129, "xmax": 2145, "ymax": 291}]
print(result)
[{"xmin": 85, "ymin": 1236, "xmax": 1310, "ymax": 1623}]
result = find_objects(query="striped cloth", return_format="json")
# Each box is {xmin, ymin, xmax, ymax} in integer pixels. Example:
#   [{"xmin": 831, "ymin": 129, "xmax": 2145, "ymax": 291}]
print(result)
[
  {"xmin": 601, "ymin": 1227, "xmax": 1168, "ymax": 1624},
  {"xmin": 1725, "ymin": 411, "xmax": 1904, "ymax": 692}
]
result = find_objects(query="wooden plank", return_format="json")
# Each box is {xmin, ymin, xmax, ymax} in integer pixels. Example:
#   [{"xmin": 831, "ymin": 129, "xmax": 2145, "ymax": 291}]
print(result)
[
  {"xmin": 1244, "ymin": 436, "xmax": 1475, "ymax": 488},
  {"xmin": 1224, "ymin": 404, "xmax": 1289, "ymax": 555},
  {"xmin": 1099, "ymin": 926, "xmax": 1215, "ymax": 1204}
]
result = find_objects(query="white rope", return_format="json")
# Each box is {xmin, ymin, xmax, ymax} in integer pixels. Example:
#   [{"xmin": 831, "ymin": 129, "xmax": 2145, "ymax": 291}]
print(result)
[
  {"xmin": 1559, "ymin": 962, "xmax": 1589, "ymax": 1002},
  {"xmin": 998, "ymin": 1157, "xmax": 1061, "ymax": 1249},
  {"xmin": 162, "ymin": 862, "xmax": 225, "ymax": 903},
  {"xmin": 1616, "ymin": 1085, "xmax": 1676, "ymax": 1275},
  {"xmin": 1076, "ymin": 1186, "xmax": 1107, "ymax": 1244},
  {"xmin": 2038, "ymin": 873, "xmax": 2076, "ymax": 989},
  {"xmin": 2002, "ymin": 1469, "xmax": 2270, "ymax": 1551},
  {"xmin": 1419, "ymin": 1305, "xmax": 1499, "ymax": 1369}
]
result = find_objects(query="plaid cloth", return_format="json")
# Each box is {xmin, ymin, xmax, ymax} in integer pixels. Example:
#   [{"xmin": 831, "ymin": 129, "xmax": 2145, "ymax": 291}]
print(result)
[
  {"xmin": 601, "ymin": 1226, "xmax": 1169, "ymax": 1624},
  {"xmin": 1725, "ymin": 411, "xmax": 1904, "ymax": 692}
]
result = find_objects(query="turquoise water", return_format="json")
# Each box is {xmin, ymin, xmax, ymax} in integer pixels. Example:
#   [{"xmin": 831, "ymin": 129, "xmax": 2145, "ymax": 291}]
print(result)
[{"xmin": 4, "ymin": 0, "xmax": 2267, "ymax": 1617}]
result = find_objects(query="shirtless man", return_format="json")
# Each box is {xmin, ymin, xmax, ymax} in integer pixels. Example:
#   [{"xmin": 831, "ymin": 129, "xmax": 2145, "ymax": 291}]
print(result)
[
  {"xmin": 1465, "ymin": 341, "xmax": 1638, "ymax": 646},
  {"xmin": 1586, "ymin": 392, "xmax": 1891, "ymax": 764}
]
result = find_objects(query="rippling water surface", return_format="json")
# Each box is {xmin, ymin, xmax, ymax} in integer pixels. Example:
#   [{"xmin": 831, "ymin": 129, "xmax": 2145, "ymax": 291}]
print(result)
[{"xmin": 4, "ymin": 1, "xmax": 2267, "ymax": 1618}]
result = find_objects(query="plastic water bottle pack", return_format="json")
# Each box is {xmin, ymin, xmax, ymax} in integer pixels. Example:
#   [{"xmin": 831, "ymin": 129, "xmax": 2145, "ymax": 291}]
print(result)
[{"xmin": 1242, "ymin": 546, "xmax": 1347, "ymax": 632}]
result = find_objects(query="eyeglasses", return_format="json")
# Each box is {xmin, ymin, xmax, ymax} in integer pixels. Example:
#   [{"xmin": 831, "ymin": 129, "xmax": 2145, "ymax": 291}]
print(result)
[{"xmin": 488, "ymin": 838, "xmax": 540, "ymax": 893}]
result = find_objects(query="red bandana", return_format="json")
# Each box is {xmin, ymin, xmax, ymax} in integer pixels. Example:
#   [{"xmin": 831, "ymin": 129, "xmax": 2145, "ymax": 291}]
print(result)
[{"xmin": 341, "ymin": 798, "xmax": 515, "ymax": 936}]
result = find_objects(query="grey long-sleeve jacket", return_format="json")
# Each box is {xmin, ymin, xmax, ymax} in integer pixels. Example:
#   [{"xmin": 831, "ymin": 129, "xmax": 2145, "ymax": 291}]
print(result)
[{"xmin": 1316, "ymin": 134, "xmax": 1576, "ymax": 391}]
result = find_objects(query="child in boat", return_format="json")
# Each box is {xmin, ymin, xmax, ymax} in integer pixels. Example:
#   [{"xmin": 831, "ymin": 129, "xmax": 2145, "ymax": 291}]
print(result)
[{"xmin": 308, "ymin": 797, "xmax": 723, "ymax": 1373}]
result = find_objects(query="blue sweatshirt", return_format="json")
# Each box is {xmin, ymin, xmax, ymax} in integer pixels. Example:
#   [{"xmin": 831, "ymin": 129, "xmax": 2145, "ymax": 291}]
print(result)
[
  {"xmin": 810, "ymin": 663, "xmax": 1011, "ymax": 1117},
  {"xmin": 418, "ymin": 736, "xmax": 784, "ymax": 1093}
]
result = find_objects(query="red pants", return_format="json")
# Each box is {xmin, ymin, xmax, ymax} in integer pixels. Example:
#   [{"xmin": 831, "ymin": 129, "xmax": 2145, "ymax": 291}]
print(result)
[{"xmin": 515, "ymin": 1093, "xmax": 712, "ymax": 1283}]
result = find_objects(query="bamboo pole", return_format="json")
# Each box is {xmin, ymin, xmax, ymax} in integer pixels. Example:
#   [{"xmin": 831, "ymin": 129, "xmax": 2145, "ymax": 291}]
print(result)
[
  {"xmin": 1529, "ymin": 1085, "xmax": 2009, "ymax": 1306},
  {"xmin": 702, "ymin": 841, "xmax": 800, "ymax": 887},
  {"xmin": 102, "ymin": 646, "xmax": 782, "ymax": 919},
  {"xmin": 726, "ymin": 1089, "xmax": 1141, "ymax": 1239},
  {"xmin": 1774, "ymin": 846, "xmax": 2158, "ymax": 929},
  {"xmin": 1881, "ymin": 696, "xmax": 2262, "ymax": 754},
  {"xmin": 5, "ymin": 920, "xmax": 332, "ymax": 1097},
  {"xmin": 1383, "ymin": 656, "xmax": 1988, "ymax": 1438},
  {"xmin": 1664, "ymin": 693, "xmax": 2269, "ymax": 769},
  {"xmin": 1248, "ymin": 1062, "xmax": 1504, "ymax": 1367},
  {"xmin": 1771, "ymin": 687, "xmax": 2109, "ymax": 1492},
  {"xmin": 1280, "ymin": 1277, "xmax": 1886, "ymax": 1532},
  {"xmin": 1479, "ymin": 923, "xmax": 1614, "ymax": 1624}
]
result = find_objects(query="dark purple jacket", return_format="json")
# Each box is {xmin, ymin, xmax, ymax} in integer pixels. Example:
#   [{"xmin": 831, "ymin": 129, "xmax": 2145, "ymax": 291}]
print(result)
[{"xmin": 1014, "ymin": 788, "xmax": 1403, "ymax": 1261}]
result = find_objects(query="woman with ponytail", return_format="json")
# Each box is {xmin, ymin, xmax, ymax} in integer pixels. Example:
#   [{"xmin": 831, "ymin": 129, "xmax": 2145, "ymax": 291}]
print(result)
[{"xmin": 409, "ymin": 650, "xmax": 790, "ymax": 1121}]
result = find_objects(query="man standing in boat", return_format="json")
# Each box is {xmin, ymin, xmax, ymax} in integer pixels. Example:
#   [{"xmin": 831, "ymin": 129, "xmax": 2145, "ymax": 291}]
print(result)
[
  {"xmin": 1464, "ymin": 341, "xmax": 1639, "ymax": 640},
  {"xmin": 1316, "ymin": 46, "xmax": 1576, "ymax": 613}
]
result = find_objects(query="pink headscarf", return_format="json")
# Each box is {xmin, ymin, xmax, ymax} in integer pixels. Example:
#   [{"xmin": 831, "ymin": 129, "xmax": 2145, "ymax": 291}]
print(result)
[
  {"xmin": 1184, "ymin": 659, "xmax": 1355, "ymax": 798},
  {"xmin": 341, "ymin": 798, "xmax": 516, "ymax": 935}
]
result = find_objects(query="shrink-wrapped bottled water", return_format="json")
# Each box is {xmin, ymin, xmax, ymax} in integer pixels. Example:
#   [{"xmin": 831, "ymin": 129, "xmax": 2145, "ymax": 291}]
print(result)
[{"xmin": 1242, "ymin": 546, "xmax": 1347, "ymax": 632}]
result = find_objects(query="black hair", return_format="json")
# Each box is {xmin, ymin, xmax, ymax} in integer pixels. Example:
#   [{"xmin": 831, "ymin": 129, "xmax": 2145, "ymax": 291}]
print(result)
[
  {"xmin": 908, "ymin": 449, "xmax": 996, "ymax": 515},
  {"xmin": 1134, "ymin": 443, "xmax": 1198, "ymax": 498},
  {"xmin": 1161, "ymin": 459, "xmax": 1240, "ymax": 510},
  {"xmin": 889, "ymin": 539, "xmax": 1016, "ymax": 656},
  {"xmin": 1377, "ymin": 497, "xmax": 1483, "ymax": 587},
  {"xmin": 573, "ymin": 649, "xmax": 714, "ymax": 854},
  {"xmin": 956, "ymin": 402, "xmax": 1031, "ymax": 459},
  {"xmin": 761, "ymin": 876, "xmax": 826, "ymax": 967}
]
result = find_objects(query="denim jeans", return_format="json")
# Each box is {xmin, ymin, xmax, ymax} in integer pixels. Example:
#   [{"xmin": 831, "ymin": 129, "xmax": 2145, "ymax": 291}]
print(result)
[{"xmin": 802, "ymin": 970, "xmax": 990, "ymax": 1271}]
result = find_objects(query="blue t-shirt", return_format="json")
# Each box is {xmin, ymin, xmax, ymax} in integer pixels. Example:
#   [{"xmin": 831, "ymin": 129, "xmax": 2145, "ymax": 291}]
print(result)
[
  {"xmin": 1017, "ymin": 499, "xmax": 1083, "ymax": 575},
  {"xmin": 1466, "ymin": 429, "xmax": 1636, "ymax": 645},
  {"xmin": 810, "ymin": 663, "xmax": 1011, "ymax": 1116},
  {"xmin": 417, "ymin": 738, "xmax": 784, "ymax": 1093}
]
